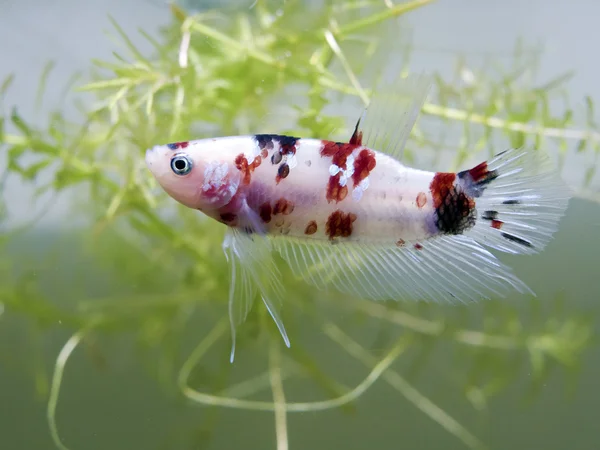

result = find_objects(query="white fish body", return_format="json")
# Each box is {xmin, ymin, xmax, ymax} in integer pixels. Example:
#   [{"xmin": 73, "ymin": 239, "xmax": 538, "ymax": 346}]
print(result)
[{"xmin": 145, "ymin": 73, "xmax": 571, "ymax": 361}]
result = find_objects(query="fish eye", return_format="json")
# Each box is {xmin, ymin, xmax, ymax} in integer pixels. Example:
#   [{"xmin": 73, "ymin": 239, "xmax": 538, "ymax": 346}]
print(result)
[{"xmin": 170, "ymin": 154, "xmax": 193, "ymax": 176}]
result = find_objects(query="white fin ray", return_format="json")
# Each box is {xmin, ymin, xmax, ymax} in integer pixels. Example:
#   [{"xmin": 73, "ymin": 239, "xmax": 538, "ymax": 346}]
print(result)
[
  {"xmin": 354, "ymin": 72, "xmax": 432, "ymax": 161},
  {"xmin": 464, "ymin": 149, "xmax": 571, "ymax": 255},
  {"xmin": 222, "ymin": 228, "xmax": 290, "ymax": 363},
  {"xmin": 273, "ymin": 234, "xmax": 531, "ymax": 305},
  {"xmin": 223, "ymin": 232, "xmax": 257, "ymax": 362}
]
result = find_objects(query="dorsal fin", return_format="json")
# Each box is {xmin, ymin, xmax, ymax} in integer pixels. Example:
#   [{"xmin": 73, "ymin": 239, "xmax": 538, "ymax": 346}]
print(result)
[{"xmin": 350, "ymin": 72, "xmax": 432, "ymax": 161}]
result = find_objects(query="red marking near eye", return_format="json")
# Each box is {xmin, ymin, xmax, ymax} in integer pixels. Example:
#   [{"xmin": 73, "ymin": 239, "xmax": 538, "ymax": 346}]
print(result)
[
  {"xmin": 429, "ymin": 172, "xmax": 457, "ymax": 208},
  {"xmin": 416, "ymin": 192, "xmax": 427, "ymax": 209},
  {"xmin": 235, "ymin": 153, "xmax": 262, "ymax": 185},
  {"xmin": 352, "ymin": 149, "xmax": 376, "ymax": 187},
  {"xmin": 326, "ymin": 174, "xmax": 348, "ymax": 203},
  {"xmin": 325, "ymin": 210, "xmax": 357, "ymax": 240},
  {"xmin": 273, "ymin": 198, "xmax": 295, "ymax": 216},
  {"xmin": 167, "ymin": 141, "xmax": 189, "ymax": 150},
  {"xmin": 396, "ymin": 239, "xmax": 406, "ymax": 247},
  {"xmin": 202, "ymin": 174, "xmax": 236, "ymax": 207},
  {"xmin": 468, "ymin": 162, "xmax": 489, "ymax": 182},
  {"xmin": 491, "ymin": 219, "xmax": 504, "ymax": 229},
  {"xmin": 259, "ymin": 202, "xmax": 272, "ymax": 223},
  {"xmin": 304, "ymin": 220, "xmax": 318, "ymax": 235},
  {"xmin": 414, "ymin": 243, "xmax": 423, "ymax": 250}
]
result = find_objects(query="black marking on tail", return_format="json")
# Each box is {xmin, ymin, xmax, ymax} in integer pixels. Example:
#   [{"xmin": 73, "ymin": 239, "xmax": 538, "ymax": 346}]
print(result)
[
  {"xmin": 429, "ymin": 173, "xmax": 477, "ymax": 235},
  {"xmin": 501, "ymin": 232, "xmax": 533, "ymax": 248},
  {"xmin": 482, "ymin": 210, "xmax": 498, "ymax": 220},
  {"xmin": 482, "ymin": 211, "xmax": 532, "ymax": 247},
  {"xmin": 434, "ymin": 188, "xmax": 477, "ymax": 235},
  {"xmin": 457, "ymin": 162, "xmax": 499, "ymax": 198}
]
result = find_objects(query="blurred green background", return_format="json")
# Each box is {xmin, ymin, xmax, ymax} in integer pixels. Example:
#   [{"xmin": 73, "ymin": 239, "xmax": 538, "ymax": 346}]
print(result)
[{"xmin": 0, "ymin": 1, "xmax": 598, "ymax": 450}]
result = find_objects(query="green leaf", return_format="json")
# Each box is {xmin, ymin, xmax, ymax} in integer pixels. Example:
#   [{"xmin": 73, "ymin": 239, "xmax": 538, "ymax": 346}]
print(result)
[
  {"xmin": 21, "ymin": 158, "xmax": 54, "ymax": 180},
  {"xmin": 0, "ymin": 73, "xmax": 15, "ymax": 98},
  {"xmin": 10, "ymin": 108, "xmax": 34, "ymax": 137},
  {"xmin": 76, "ymin": 78, "xmax": 133, "ymax": 91},
  {"xmin": 108, "ymin": 15, "xmax": 151, "ymax": 66},
  {"xmin": 35, "ymin": 60, "xmax": 56, "ymax": 110}
]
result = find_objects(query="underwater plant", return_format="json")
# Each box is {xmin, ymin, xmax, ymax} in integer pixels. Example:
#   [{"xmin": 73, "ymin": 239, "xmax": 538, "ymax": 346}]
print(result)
[{"xmin": 0, "ymin": 1, "xmax": 597, "ymax": 449}]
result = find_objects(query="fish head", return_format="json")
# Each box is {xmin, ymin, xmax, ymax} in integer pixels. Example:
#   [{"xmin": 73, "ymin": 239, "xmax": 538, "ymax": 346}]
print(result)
[{"xmin": 145, "ymin": 139, "xmax": 241, "ymax": 210}]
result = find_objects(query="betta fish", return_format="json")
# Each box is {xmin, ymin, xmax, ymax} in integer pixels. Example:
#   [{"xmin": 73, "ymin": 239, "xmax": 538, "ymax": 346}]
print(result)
[{"xmin": 145, "ymin": 73, "xmax": 570, "ymax": 362}]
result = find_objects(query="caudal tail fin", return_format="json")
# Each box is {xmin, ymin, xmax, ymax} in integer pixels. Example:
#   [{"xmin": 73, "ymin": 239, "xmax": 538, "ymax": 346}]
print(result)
[{"xmin": 460, "ymin": 149, "xmax": 571, "ymax": 255}]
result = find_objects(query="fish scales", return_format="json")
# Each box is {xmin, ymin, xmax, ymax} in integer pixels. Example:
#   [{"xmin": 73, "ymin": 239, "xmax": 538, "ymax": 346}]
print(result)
[{"xmin": 191, "ymin": 135, "xmax": 439, "ymax": 244}]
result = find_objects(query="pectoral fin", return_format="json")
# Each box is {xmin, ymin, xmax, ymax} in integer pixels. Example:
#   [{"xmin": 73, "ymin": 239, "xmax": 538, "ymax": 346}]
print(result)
[{"xmin": 223, "ymin": 226, "xmax": 290, "ymax": 363}]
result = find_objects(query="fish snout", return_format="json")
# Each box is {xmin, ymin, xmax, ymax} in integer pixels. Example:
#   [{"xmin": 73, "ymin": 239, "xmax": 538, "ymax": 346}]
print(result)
[{"xmin": 145, "ymin": 146, "xmax": 159, "ymax": 168}]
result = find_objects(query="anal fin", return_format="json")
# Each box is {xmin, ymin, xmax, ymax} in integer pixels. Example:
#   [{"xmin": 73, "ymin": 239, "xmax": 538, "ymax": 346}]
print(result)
[{"xmin": 274, "ymin": 234, "xmax": 532, "ymax": 305}]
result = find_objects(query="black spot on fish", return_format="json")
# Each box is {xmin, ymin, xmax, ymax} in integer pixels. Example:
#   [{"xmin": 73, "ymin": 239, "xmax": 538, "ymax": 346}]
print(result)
[
  {"xmin": 278, "ymin": 163, "xmax": 290, "ymax": 179},
  {"xmin": 254, "ymin": 134, "xmax": 299, "ymax": 164},
  {"xmin": 255, "ymin": 134, "xmax": 275, "ymax": 150},
  {"xmin": 502, "ymin": 199, "xmax": 521, "ymax": 205},
  {"xmin": 277, "ymin": 135, "xmax": 299, "ymax": 154},
  {"xmin": 432, "ymin": 182, "xmax": 477, "ymax": 235},
  {"xmin": 271, "ymin": 151, "xmax": 282, "ymax": 165}
]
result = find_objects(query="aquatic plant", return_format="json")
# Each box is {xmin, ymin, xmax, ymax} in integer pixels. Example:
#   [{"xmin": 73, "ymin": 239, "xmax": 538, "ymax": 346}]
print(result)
[{"xmin": 0, "ymin": 1, "xmax": 596, "ymax": 449}]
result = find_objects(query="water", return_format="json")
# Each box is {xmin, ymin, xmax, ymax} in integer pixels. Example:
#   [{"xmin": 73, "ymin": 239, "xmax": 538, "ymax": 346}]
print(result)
[{"xmin": 1, "ymin": 1, "xmax": 599, "ymax": 449}]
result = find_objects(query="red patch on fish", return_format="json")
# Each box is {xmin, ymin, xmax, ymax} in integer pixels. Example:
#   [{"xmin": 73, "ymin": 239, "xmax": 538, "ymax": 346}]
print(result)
[
  {"xmin": 325, "ymin": 210, "xmax": 357, "ymax": 240},
  {"xmin": 352, "ymin": 149, "xmax": 376, "ymax": 187},
  {"xmin": 260, "ymin": 148, "xmax": 268, "ymax": 159},
  {"xmin": 413, "ymin": 243, "xmax": 423, "ymax": 250},
  {"xmin": 259, "ymin": 202, "xmax": 272, "ymax": 223},
  {"xmin": 304, "ymin": 220, "xmax": 318, "ymax": 235},
  {"xmin": 321, "ymin": 140, "xmax": 361, "ymax": 203},
  {"xmin": 273, "ymin": 198, "xmax": 295, "ymax": 216},
  {"xmin": 235, "ymin": 153, "xmax": 262, "ymax": 185},
  {"xmin": 326, "ymin": 174, "xmax": 349, "ymax": 203},
  {"xmin": 429, "ymin": 172, "xmax": 457, "ymax": 208},
  {"xmin": 167, "ymin": 141, "xmax": 189, "ymax": 150},
  {"xmin": 416, "ymin": 192, "xmax": 427, "ymax": 208},
  {"xmin": 468, "ymin": 162, "xmax": 489, "ymax": 182},
  {"xmin": 491, "ymin": 219, "xmax": 504, "ymax": 229},
  {"xmin": 320, "ymin": 140, "xmax": 359, "ymax": 166}
]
